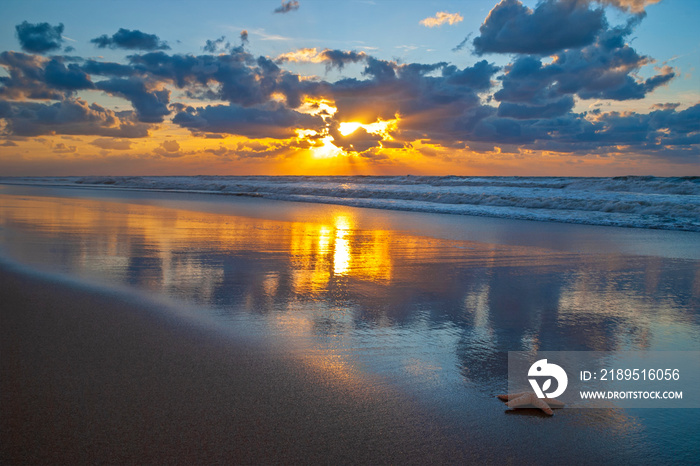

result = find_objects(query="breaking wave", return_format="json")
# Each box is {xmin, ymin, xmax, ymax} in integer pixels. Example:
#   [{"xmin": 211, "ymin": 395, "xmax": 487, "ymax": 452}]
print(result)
[{"xmin": 2, "ymin": 175, "xmax": 699, "ymax": 231}]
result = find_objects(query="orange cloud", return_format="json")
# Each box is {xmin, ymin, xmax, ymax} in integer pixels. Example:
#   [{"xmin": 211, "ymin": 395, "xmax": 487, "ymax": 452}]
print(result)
[{"xmin": 420, "ymin": 11, "xmax": 463, "ymax": 27}]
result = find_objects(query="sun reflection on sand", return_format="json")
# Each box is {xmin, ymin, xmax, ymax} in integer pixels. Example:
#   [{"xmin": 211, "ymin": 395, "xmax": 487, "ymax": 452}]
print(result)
[
  {"xmin": 333, "ymin": 214, "xmax": 351, "ymax": 276},
  {"xmin": 0, "ymin": 195, "xmax": 401, "ymax": 297}
]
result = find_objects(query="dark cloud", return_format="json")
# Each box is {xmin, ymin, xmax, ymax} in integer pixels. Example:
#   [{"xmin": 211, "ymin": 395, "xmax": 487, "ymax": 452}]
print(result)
[
  {"xmin": 172, "ymin": 103, "xmax": 324, "ymax": 139},
  {"xmin": 494, "ymin": 19, "xmax": 675, "ymax": 106},
  {"xmin": 362, "ymin": 57, "xmax": 397, "ymax": 81},
  {"xmin": 0, "ymin": 99, "xmax": 150, "ymax": 138},
  {"xmin": 443, "ymin": 60, "xmax": 500, "ymax": 90},
  {"xmin": 452, "ymin": 34, "xmax": 472, "ymax": 53},
  {"xmin": 127, "ymin": 51, "xmax": 258, "ymax": 102},
  {"xmin": 473, "ymin": 0, "xmax": 606, "ymax": 55},
  {"xmin": 203, "ymin": 36, "xmax": 230, "ymax": 53},
  {"xmin": 497, "ymin": 95, "xmax": 575, "ymax": 119},
  {"xmin": 91, "ymin": 28, "xmax": 170, "ymax": 51},
  {"xmin": 329, "ymin": 124, "xmax": 383, "ymax": 154},
  {"xmin": 0, "ymin": 51, "xmax": 61, "ymax": 100},
  {"xmin": 480, "ymin": 102, "xmax": 700, "ymax": 162},
  {"xmin": 15, "ymin": 21, "xmax": 64, "ymax": 54},
  {"xmin": 319, "ymin": 49, "xmax": 366, "ymax": 70},
  {"xmin": 43, "ymin": 59, "xmax": 94, "ymax": 91},
  {"xmin": 96, "ymin": 77, "xmax": 171, "ymax": 123},
  {"xmin": 81, "ymin": 59, "xmax": 138, "ymax": 77},
  {"xmin": 0, "ymin": 52, "xmax": 93, "ymax": 100},
  {"xmin": 470, "ymin": 116, "xmax": 538, "ymax": 144},
  {"xmin": 127, "ymin": 50, "xmax": 318, "ymax": 109},
  {"xmin": 240, "ymin": 30, "xmax": 249, "ymax": 45},
  {"xmin": 274, "ymin": 1, "xmax": 299, "ymax": 14}
]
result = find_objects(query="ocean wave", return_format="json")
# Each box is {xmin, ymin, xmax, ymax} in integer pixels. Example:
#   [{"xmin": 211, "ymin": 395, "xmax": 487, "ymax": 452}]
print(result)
[{"xmin": 2, "ymin": 175, "xmax": 699, "ymax": 231}]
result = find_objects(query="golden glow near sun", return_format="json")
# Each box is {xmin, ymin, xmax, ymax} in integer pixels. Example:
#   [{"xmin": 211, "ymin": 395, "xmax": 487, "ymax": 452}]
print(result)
[
  {"xmin": 338, "ymin": 118, "xmax": 398, "ymax": 139},
  {"xmin": 298, "ymin": 98, "xmax": 338, "ymax": 120},
  {"xmin": 294, "ymin": 97, "xmax": 401, "ymax": 159},
  {"xmin": 312, "ymin": 136, "xmax": 345, "ymax": 159}
]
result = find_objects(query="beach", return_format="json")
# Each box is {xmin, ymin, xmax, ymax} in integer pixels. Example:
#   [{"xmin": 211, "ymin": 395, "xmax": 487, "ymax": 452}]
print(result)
[{"xmin": 1, "ymin": 184, "xmax": 699, "ymax": 464}]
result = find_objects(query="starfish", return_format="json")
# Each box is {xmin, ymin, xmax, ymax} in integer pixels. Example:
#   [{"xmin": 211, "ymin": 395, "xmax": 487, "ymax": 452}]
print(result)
[{"xmin": 497, "ymin": 392, "xmax": 565, "ymax": 416}]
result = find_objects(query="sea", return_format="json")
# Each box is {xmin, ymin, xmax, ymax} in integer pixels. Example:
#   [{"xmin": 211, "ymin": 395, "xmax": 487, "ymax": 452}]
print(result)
[{"xmin": 1, "ymin": 175, "xmax": 699, "ymax": 231}]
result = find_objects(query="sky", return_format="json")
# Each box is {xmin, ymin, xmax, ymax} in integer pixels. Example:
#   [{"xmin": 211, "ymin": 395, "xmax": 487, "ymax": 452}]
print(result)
[{"xmin": 0, "ymin": 0, "xmax": 698, "ymax": 176}]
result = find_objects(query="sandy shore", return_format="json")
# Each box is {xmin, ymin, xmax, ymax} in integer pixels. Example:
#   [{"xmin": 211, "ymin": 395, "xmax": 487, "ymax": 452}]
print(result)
[{"xmin": 0, "ymin": 263, "xmax": 472, "ymax": 464}]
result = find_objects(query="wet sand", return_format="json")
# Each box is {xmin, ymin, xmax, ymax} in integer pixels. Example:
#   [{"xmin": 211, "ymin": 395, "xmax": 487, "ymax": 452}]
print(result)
[
  {"xmin": 1, "ymin": 186, "xmax": 699, "ymax": 464},
  {"xmin": 0, "ymin": 263, "xmax": 472, "ymax": 464}
]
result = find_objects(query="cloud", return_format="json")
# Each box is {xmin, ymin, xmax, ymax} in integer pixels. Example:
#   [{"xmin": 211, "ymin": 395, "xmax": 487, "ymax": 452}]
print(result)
[
  {"xmin": 274, "ymin": 1, "xmax": 299, "ymax": 14},
  {"xmin": 2, "ymin": 10, "xmax": 694, "ymax": 164},
  {"xmin": 43, "ymin": 59, "xmax": 94, "ymax": 91},
  {"xmin": 96, "ymin": 77, "xmax": 171, "ymax": 123},
  {"xmin": 318, "ymin": 46, "xmax": 694, "ymax": 160},
  {"xmin": 325, "ymin": 59, "xmax": 499, "ymax": 151},
  {"xmin": 126, "ymin": 50, "xmax": 320, "ymax": 109},
  {"xmin": 361, "ymin": 56, "xmax": 397, "ymax": 81},
  {"xmin": 240, "ymin": 30, "xmax": 249, "ymax": 45},
  {"xmin": 0, "ymin": 98, "xmax": 150, "ymax": 138},
  {"xmin": 420, "ymin": 12, "xmax": 464, "ymax": 28},
  {"xmin": 551, "ymin": 103, "xmax": 700, "ymax": 160},
  {"xmin": 172, "ymin": 103, "xmax": 324, "ymax": 138},
  {"xmin": 276, "ymin": 48, "xmax": 326, "ymax": 64},
  {"xmin": 0, "ymin": 52, "xmax": 93, "ymax": 100},
  {"xmin": 497, "ymin": 95, "xmax": 575, "ymax": 119},
  {"xmin": 276, "ymin": 48, "xmax": 367, "ymax": 70},
  {"xmin": 321, "ymin": 49, "xmax": 368, "ymax": 70},
  {"xmin": 443, "ymin": 60, "xmax": 500, "ymax": 90},
  {"xmin": 90, "ymin": 137, "xmax": 133, "ymax": 150},
  {"xmin": 594, "ymin": 0, "xmax": 661, "ymax": 14},
  {"xmin": 473, "ymin": 0, "xmax": 606, "ymax": 55},
  {"xmin": 15, "ymin": 21, "xmax": 64, "ymax": 54},
  {"xmin": 494, "ymin": 19, "xmax": 675, "ymax": 106},
  {"xmin": 329, "ymin": 124, "xmax": 383, "ymax": 153},
  {"xmin": 1, "ymin": 140, "xmax": 18, "ymax": 147},
  {"xmin": 127, "ymin": 51, "xmax": 263, "ymax": 104},
  {"xmin": 203, "ymin": 36, "xmax": 229, "ymax": 53},
  {"xmin": 81, "ymin": 59, "xmax": 138, "ymax": 77},
  {"xmin": 154, "ymin": 139, "xmax": 184, "ymax": 157},
  {"xmin": 452, "ymin": 34, "xmax": 472, "ymax": 53},
  {"xmin": 91, "ymin": 28, "xmax": 170, "ymax": 51},
  {"xmin": 161, "ymin": 140, "xmax": 179, "ymax": 152},
  {"xmin": 52, "ymin": 142, "xmax": 77, "ymax": 153},
  {"xmin": 651, "ymin": 103, "xmax": 680, "ymax": 111}
]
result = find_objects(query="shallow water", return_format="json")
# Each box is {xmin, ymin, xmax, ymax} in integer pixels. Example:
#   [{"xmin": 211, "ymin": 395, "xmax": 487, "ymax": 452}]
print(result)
[{"xmin": 1, "ymin": 186, "xmax": 699, "ymax": 463}]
